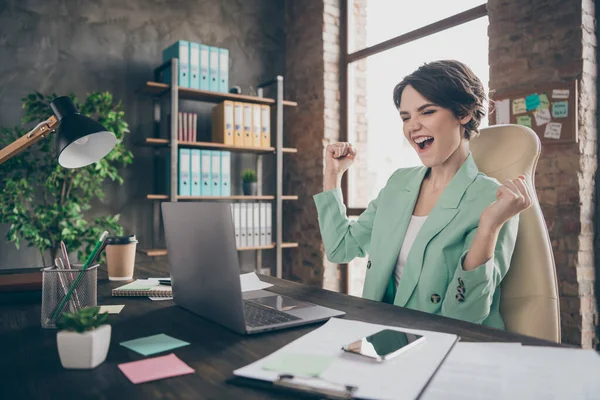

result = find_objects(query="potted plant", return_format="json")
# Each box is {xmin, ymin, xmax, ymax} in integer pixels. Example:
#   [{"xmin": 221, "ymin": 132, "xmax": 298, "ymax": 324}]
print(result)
[
  {"xmin": 56, "ymin": 306, "xmax": 111, "ymax": 369},
  {"xmin": 0, "ymin": 91, "xmax": 133, "ymax": 266},
  {"xmin": 242, "ymin": 169, "xmax": 258, "ymax": 196}
]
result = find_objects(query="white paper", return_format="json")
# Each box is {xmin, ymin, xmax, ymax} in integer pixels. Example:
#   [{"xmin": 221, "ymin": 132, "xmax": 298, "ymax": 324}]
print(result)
[
  {"xmin": 234, "ymin": 318, "xmax": 458, "ymax": 400},
  {"xmin": 552, "ymin": 89, "xmax": 569, "ymax": 99},
  {"xmin": 544, "ymin": 122, "xmax": 562, "ymax": 139},
  {"xmin": 495, "ymin": 99, "xmax": 510, "ymax": 124},
  {"xmin": 149, "ymin": 296, "xmax": 173, "ymax": 301},
  {"xmin": 240, "ymin": 272, "xmax": 273, "ymax": 292},
  {"xmin": 422, "ymin": 342, "xmax": 600, "ymax": 400},
  {"xmin": 534, "ymin": 108, "xmax": 551, "ymax": 126},
  {"xmin": 98, "ymin": 305, "xmax": 125, "ymax": 314}
]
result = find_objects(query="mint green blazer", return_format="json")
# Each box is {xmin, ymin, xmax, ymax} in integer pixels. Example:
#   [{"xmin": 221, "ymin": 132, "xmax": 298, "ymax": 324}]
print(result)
[{"xmin": 313, "ymin": 154, "xmax": 519, "ymax": 330}]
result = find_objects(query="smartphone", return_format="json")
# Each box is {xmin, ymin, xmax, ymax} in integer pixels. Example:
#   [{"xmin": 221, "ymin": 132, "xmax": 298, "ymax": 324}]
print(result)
[{"xmin": 341, "ymin": 329, "xmax": 425, "ymax": 362}]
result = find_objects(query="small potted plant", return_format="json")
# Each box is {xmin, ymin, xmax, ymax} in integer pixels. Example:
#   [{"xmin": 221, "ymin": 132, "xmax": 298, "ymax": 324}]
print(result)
[
  {"xmin": 56, "ymin": 306, "xmax": 111, "ymax": 369},
  {"xmin": 242, "ymin": 169, "xmax": 258, "ymax": 196}
]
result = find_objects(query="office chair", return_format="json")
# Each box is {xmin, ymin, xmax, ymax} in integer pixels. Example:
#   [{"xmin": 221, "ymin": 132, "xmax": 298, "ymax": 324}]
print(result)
[{"xmin": 470, "ymin": 124, "xmax": 561, "ymax": 343}]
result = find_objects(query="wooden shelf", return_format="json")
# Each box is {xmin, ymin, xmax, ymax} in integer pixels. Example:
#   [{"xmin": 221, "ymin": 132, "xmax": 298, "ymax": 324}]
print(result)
[
  {"xmin": 142, "ymin": 138, "xmax": 298, "ymax": 154},
  {"xmin": 139, "ymin": 81, "xmax": 298, "ymax": 107},
  {"xmin": 138, "ymin": 243, "xmax": 299, "ymax": 256},
  {"xmin": 146, "ymin": 194, "xmax": 299, "ymax": 201}
]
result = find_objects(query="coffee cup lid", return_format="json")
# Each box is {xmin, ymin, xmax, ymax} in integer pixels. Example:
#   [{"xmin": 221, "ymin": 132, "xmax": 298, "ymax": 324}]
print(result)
[{"xmin": 106, "ymin": 234, "xmax": 138, "ymax": 245}]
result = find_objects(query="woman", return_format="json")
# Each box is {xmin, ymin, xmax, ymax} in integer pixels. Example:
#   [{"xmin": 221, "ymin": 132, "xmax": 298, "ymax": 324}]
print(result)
[{"xmin": 313, "ymin": 60, "xmax": 532, "ymax": 330}]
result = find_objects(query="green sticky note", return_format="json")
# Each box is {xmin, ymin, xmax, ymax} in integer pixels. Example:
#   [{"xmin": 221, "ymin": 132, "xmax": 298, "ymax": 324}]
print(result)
[
  {"xmin": 552, "ymin": 101, "xmax": 568, "ymax": 118},
  {"xmin": 120, "ymin": 334, "xmax": 190, "ymax": 356},
  {"xmin": 263, "ymin": 354, "xmax": 335, "ymax": 377},
  {"xmin": 538, "ymin": 93, "xmax": 550, "ymax": 109},
  {"xmin": 516, "ymin": 115, "xmax": 532, "ymax": 128}
]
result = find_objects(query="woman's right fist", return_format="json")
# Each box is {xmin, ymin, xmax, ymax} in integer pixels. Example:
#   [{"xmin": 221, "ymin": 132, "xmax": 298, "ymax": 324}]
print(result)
[{"xmin": 325, "ymin": 142, "xmax": 357, "ymax": 176}]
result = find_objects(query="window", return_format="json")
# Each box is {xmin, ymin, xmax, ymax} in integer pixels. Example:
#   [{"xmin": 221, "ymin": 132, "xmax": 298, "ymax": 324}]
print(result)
[{"xmin": 342, "ymin": 1, "xmax": 489, "ymax": 295}]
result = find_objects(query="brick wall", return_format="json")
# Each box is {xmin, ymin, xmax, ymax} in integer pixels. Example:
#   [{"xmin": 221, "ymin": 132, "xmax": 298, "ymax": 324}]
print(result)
[
  {"xmin": 488, "ymin": 0, "xmax": 598, "ymax": 348},
  {"xmin": 283, "ymin": 0, "xmax": 330, "ymax": 287}
]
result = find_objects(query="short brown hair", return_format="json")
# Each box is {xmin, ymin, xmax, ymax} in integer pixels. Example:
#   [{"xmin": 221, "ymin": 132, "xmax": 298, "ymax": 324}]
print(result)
[{"xmin": 392, "ymin": 60, "xmax": 487, "ymax": 140}]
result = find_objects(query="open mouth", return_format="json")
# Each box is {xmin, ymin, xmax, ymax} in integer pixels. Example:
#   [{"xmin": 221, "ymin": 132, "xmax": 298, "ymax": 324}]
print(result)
[{"xmin": 414, "ymin": 136, "xmax": 434, "ymax": 150}]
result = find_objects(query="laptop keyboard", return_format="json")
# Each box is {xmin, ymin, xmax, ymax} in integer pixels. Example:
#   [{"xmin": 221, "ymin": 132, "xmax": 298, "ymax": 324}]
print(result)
[{"xmin": 244, "ymin": 300, "xmax": 301, "ymax": 327}]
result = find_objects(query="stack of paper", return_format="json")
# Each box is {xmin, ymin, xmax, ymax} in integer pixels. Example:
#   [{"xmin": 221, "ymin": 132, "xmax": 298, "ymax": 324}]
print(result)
[{"xmin": 422, "ymin": 342, "xmax": 600, "ymax": 399}]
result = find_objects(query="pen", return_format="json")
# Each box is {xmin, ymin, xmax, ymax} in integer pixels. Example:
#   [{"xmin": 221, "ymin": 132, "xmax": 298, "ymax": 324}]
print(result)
[
  {"xmin": 50, "ymin": 231, "xmax": 109, "ymax": 322},
  {"xmin": 60, "ymin": 241, "xmax": 71, "ymax": 269}
]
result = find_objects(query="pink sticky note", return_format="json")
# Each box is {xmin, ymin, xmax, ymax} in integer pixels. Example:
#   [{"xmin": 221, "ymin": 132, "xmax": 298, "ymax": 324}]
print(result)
[{"xmin": 118, "ymin": 353, "xmax": 194, "ymax": 384}]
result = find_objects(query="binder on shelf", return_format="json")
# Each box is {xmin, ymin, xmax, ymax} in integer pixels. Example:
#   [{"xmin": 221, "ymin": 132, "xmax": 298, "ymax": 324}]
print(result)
[
  {"xmin": 200, "ymin": 150, "xmax": 212, "ymax": 196},
  {"xmin": 190, "ymin": 149, "xmax": 201, "ymax": 196},
  {"xmin": 266, "ymin": 203, "xmax": 272, "ymax": 245},
  {"xmin": 218, "ymin": 48, "xmax": 229, "ymax": 93},
  {"xmin": 192, "ymin": 113, "xmax": 197, "ymax": 142},
  {"xmin": 260, "ymin": 203, "xmax": 268, "ymax": 246},
  {"xmin": 209, "ymin": 46, "xmax": 220, "ymax": 92},
  {"xmin": 199, "ymin": 44, "xmax": 210, "ymax": 91},
  {"xmin": 212, "ymin": 101, "xmax": 234, "ymax": 145},
  {"xmin": 178, "ymin": 148, "xmax": 191, "ymax": 196},
  {"xmin": 233, "ymin": 102, "xmax": 244, "ymax": 147},
  {"xmin": 240, "ymin": 203, "xmax": 248, "ymax": 247},
  {"xmin": 220, "ymin": 151, "xmax": 231, "ymax": 196},
  {"xmin": 260, "ymin": 105, "xmax": 271, "ymax": 148},
  {"xmin": 162, "ymin": 40, "xmax": 189, "ymax": 87},
  {"xmin": 178, "ymin": 112, "xmax": 183, "ymax": 141},
  {"xmin": 243, "ymin": 103, "xmax": 253, "ymax": 147},
  {"xmin": 253, "ymin": 203, "xmax": 260, "ymax": 248},
  {"xmin": 232, "ymin": 203, "xmax": 241, "ymax": 248},
  {"xmin": 211, "ymin": 151, "xmax": 221, "ymax": 196},
  {"xmin": 182, "ymin": 112, "xmax": 188, "ymax": 141},
  {"xmin": 252, "ymin": 104, "xmax": 261, "ymax": 148},
  {"xmin": 189, "ymin": 41, "xmax": 200, "ymax": 89}
]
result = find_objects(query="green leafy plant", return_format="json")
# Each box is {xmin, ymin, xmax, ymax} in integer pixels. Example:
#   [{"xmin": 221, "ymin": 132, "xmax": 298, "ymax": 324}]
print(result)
[
  {"xmin": 56, "ymin": 306, "xmax": 109, "ymax": 333},
  {"xmin": 0, "ymin": 91, "xmax": 134, "ymax": 266},
  {"xmin": 242, "ymin": 169, "xmax": 257, "ymax": 183}
]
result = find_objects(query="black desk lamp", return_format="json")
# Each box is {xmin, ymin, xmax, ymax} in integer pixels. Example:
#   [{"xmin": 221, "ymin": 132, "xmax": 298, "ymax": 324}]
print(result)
[{"xmin": 0, "ymin": 96, "xmax": 116, "ymax": 168}]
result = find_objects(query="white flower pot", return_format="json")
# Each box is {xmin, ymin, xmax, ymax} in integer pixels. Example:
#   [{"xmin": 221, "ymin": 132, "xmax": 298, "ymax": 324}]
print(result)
[{"xmin": 56, "ymin": 324, "xmax": 111, "ymax": 369}]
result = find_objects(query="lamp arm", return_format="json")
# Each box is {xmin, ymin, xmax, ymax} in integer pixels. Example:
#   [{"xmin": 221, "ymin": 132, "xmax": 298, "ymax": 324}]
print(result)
[{"xmin": 0, "ymin": 116, "xmax": 59, "ymax": 165}]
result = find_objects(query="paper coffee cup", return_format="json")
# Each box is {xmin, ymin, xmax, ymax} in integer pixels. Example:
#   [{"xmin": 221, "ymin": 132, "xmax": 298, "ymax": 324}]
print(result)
[{"xmin": 105, "ymin": 235, "xmax": 138, "ymax": 281}]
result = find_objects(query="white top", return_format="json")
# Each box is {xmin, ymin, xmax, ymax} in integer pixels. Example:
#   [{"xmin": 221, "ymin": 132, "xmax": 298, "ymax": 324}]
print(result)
[{"xmin": 394, "ymin": 215, "xmax": 428, "ymax": 288}]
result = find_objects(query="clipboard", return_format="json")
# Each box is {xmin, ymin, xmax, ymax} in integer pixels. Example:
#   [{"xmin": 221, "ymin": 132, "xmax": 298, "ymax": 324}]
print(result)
[{"xmin": 228, "ymin": 374, "xmax": 359, "ymax": 399}]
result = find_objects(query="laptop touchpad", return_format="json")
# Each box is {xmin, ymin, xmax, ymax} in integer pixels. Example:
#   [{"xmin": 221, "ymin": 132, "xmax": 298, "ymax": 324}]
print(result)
[{"xmin": 249, "ymin": 295, "xmax": 314, "ymax": 311}]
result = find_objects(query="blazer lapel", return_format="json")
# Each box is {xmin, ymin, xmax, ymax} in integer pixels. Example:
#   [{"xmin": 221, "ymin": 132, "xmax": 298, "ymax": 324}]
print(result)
[
  {"xmin": 364, "ymin": 167, "xmax": 427, "ymax": 302},
  {"xmin": 393, "ymin": 154, "xmax": 480, "ymax": 307}
]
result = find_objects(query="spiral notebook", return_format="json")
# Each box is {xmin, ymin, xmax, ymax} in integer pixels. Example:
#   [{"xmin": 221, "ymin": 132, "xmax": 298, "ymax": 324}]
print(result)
[{"xmin": 112, "ymin": 280, "xmax": 172, "ymax": 297}]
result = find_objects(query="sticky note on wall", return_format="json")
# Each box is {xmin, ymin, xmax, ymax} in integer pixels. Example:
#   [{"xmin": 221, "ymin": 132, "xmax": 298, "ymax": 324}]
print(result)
[
  {"xmin": 552, "ymin": 89, "xmax": 569, "ymax": 99},
  {"xmin": 516, "ymin": 115, "xmax": 532, "ymax": 128},
  {"xmin": 512, "ymin": 98, "xmax": 526, "ymax": 115},
  {"xmin": 534, "ymin": 108, "xmax": 551, "ymax": 126},
  {"xmin": 525, "ymin": 94, "xmax": 540, "ymax": 111},
  {"xmin": 544, "ymin": 122, "xmax": 562, "ymax": 139},
  {"xmin": 538, "ymin": 93, "xmax": 550, "ymax": 109},
  {"xmin": 495, "ymin": 99, "xmax": 510, "ymax": 124},
  {"xmin": 552, "ymin": 101, "xmax": 568, "ymax": 118}
]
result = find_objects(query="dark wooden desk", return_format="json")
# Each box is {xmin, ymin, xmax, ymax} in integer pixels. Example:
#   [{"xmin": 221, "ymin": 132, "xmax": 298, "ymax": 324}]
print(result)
[{"xmin": 2, "ymin": 261, "xmax": 562, "ymax": 399}]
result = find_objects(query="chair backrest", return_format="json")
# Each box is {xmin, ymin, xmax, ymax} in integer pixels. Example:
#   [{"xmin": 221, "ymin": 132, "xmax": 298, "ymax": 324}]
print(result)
[{"xmin": 470, "ymin": 124, "xmax": 561, "ymax": 343}]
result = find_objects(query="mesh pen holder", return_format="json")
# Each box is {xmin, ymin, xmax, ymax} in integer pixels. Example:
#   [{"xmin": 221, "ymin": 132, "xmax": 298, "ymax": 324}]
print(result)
[{"xmin": 41, "ymin": 264, "xmax": 99, "ymax": 329}]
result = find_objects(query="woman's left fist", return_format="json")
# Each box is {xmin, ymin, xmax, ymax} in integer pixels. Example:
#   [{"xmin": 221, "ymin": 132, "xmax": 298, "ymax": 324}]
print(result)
[{"xmin": 480, "ymin": 175, "xmax": 532, "ymax": 232}]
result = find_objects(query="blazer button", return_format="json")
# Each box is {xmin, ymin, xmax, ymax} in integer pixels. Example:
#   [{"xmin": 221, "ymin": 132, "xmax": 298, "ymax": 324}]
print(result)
[
  {"xmin": 430, "ymin": 293, "xmax": 441, "ymax": 304},
  {"xmin": 456, "ymin": 293, "xmax": 465, "ymax": 302},
  {"xmin": 457, "ymin": 286, "xmax": 465, "ymax": 295},
  {"xmin": 458, "ymin": 277, "xmax": 465, "ymax": 287},
  {"xmin": 367, "ymin": 261, "xmax": 371, "ymax": 269}
]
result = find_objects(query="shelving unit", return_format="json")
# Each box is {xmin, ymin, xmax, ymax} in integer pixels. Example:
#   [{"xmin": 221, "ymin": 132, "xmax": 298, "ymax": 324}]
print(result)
[{"xmin": 137, "ymin": 58, "xmax": 298, "ymax": 278}]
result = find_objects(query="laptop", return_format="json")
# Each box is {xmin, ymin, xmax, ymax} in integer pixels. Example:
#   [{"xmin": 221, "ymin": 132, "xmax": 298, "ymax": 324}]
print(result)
[{"xmin": 161, "ymin": 202, "xmax": 346, "ymax": 334}]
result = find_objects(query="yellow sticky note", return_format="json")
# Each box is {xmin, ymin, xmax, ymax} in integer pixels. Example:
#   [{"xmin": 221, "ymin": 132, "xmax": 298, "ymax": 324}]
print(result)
[
  {"xmin": 516, "ymin": 115, "xmax": 532, "ymax": 128},
  {"xmin": 512, "ymin": 98, "xmax": 527, "ymax": 115}
]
